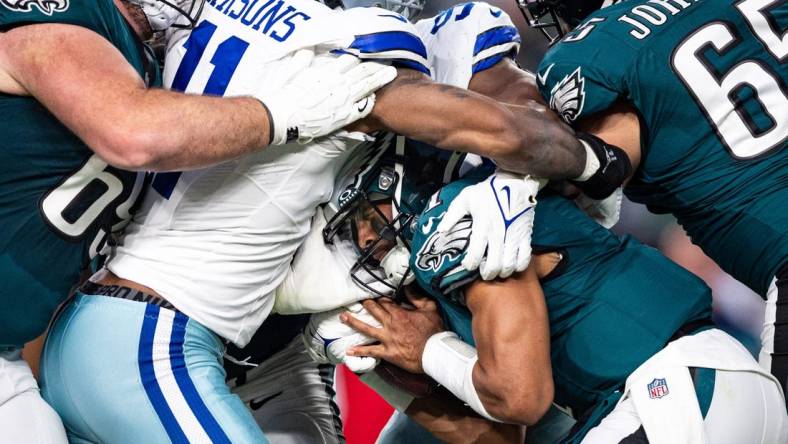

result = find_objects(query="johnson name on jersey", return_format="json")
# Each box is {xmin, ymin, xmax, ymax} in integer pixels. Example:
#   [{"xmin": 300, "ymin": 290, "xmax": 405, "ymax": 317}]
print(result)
[
  {"xmin": 107, "ymin": 1, "xmax": 429, "ymax": 347},
  {"xmin": 415, "ymin": 1, "xmax": 521, "ymax": 88},
  {"xmin": 537, "ymin": 0, "xmax": 788, "ymax": 295}
]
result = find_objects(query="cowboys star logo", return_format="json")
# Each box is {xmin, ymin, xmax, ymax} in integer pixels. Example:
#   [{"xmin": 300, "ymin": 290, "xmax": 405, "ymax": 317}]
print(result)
[
  {"xmin": 1, "ymin": 0, "xmax": 69, "ymax": 15},
  {"xmin": 549, "ymin": 67, "xmax": 586, "ymax": 123},
  {"xmin": 415, "ymin": 218, "xmax": 471, "ymax": 272}
]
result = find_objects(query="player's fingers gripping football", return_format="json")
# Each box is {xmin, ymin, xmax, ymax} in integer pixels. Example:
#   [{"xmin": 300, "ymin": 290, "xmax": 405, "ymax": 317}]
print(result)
[{"xmin": 345, "ymin": 297, "xmax": 444, "ymax": 374}]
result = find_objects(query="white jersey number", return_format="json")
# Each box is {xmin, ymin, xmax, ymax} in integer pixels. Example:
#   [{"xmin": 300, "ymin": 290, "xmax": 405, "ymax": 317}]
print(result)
[
  {"xmin": 672, "ymin": 0, "xmax": 787, "ymax": 159},
  {"xmin": 41, "ymin": 154, "xmax": 144, "ymax": 258},
  {"xmin": 170, "ymin": 20, "xmax": 250, "ymax": 95}
]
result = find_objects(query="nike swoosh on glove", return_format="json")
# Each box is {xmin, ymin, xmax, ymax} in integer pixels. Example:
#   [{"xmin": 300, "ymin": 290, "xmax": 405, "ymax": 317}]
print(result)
[
  {"xmin": 437, "ymin": 170, "xmax": 544, "ymax": 280},
  {"xmin": 303, "ymin": 303, "xmax": 381, "ymax": 373}
]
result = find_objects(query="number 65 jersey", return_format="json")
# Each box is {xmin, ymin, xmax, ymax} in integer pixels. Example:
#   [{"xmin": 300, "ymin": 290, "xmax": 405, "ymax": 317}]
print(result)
[
  {"xmin": 107, "ymin": 1, "xmax": 429, "ymax": 347},
  {"xmin": 538, "ymin": 0, "xmax": 788, "ymax": 296}
]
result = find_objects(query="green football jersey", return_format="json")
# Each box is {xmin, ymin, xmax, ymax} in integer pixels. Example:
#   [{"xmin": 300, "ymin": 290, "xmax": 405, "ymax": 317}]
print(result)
[
  {"xmin": 538, "ymin": 0, "xmax": 788, "ymax": 296},
  {"xmin": 0, "ymin": 0, "xmax": 159, "ymax": 347},
  {"xmin": 411, "ymin": 175, "xmax": 712, "ymax": 415}
]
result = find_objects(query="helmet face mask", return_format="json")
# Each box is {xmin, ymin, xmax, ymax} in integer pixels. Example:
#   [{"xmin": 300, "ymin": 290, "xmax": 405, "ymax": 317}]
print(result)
[
  {"xmin": 127, "ymin": 0, "xmax": 206, "ymax": 32},
  {"xmin": 517, "ymin": 0, "xmax": 620, "ymax": 45},
  {"xmin": 517, "ymin": 0, "xmax": 566, "ymax": 45},
  {"xmin": 323, "ymin": 168, "xmax": 416, "ymax": 300}
]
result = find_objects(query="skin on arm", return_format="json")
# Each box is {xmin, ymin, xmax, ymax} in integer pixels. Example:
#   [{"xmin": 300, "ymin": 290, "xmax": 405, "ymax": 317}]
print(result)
[
  {"xmin": 470, "ymin": 58, "xmax": 642, "ymax": 186},
  {"xmin": 0, "ymin": 23, "xmax": 270, "ymax": 171},
  {"xmin": 405, "ymin": 388, "xmax": 525, "ymax": 444},
  {"xmin": 466, "ymin": 266, "xmax": 553, "ymax": 425},
  {"xmin": 344, "ymin": 265, "xmax": 553, "ymax": 425},
  {"xmin": 351, "ymin": 67, "xmax": 585, "ymax": 179}
]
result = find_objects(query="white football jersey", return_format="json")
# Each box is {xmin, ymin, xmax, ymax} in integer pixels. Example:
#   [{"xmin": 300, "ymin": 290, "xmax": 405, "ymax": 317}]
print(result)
[
  {"xmin": 415, "ymin": 1, "xmax": 520, "ymax": 89},
  {"xmin": 107, "ymin": 1, "xmax": 429, "ymax": 347}
]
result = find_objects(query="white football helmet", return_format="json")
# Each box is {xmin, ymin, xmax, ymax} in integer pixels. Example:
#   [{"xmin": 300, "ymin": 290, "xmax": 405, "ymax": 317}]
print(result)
[
  {"xmin": 127, "ymin": 0, "xmax": 206, "ymax": 31},
  {"xmin": 320, "ymin": 0, "xmax": 426, "ymax": 21}
]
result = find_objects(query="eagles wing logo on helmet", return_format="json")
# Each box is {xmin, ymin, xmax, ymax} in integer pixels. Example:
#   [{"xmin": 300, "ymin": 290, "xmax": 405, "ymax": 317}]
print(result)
[
  {"xmin": 1, "ymin": 0, "xmax": 69, "ymax": 14},
  {"xmin": 549, "ymin": 67, "xmax": 586, "ymax": 123},
  {"xmin": 415, "ymin": 218, "xmax": 472, "ymax": 272}
]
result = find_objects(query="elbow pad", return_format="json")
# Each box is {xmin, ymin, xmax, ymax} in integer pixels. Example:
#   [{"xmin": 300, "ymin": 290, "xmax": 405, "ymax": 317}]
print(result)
[{"xmin": 571, "ymin": 132, "xmax": 632, "ymax": 200}]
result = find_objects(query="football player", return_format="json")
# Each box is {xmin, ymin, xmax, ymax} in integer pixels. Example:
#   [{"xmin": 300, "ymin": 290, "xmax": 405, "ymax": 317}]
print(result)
[
  {"xmin": 303, "ymin": 4, "xmax": 787, "ymax": 442},
  {"xmin": 522, "ymin": 0, "xmax": 788, "ymax": 391},
  {"xmin": 0, "ymin": 0, "xmax": 392, "ymax": 442},
  {"xmin": 37, "ymin": 1, "xmax": 599, "ymax": 442}
]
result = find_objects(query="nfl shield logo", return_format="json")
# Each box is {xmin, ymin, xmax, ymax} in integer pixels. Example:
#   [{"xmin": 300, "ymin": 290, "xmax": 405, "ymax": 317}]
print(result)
[{"xmin": 647, "ymin": 378, "xmax": 669, "ymax": 399}]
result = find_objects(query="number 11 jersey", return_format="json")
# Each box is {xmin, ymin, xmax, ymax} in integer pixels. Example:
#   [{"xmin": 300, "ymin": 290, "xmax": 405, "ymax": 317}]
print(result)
[{"xmin": 538, "ymin": 0, "xmax": 788, "ymax": 296}]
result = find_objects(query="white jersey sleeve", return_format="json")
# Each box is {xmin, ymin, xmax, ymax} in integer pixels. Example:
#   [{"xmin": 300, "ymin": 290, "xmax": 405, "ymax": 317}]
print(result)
[
  {"xmin": 328, "ymin": 7, "xmax": 430, "ymax": 74},
  {"xmin": 414, "ymin": 2, "xmax": 521, "ymax": 88}
]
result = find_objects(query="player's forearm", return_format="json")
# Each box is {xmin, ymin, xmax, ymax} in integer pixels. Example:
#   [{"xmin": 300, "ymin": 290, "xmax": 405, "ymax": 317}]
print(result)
[
  {"xmin": 1, "ymin": 23, "xmax": 272, "ymax": 171},
  {"xmin": 109, "ymin": 88, "xmax": 270, "ymax": 171},
  {"xmin": 493, "ymin": 102, "xmax": 587, "ymax": 179},
  {"xmin": 405, "ymin": 389, "xmax": 526, "ymax": 444},
  {"xmin": 368, "ymin": 79, "xmax": 539, "ymax": 170},
  {"xmin": 468, "ymin": 59, "xmax": 586, "ymax": 179}
]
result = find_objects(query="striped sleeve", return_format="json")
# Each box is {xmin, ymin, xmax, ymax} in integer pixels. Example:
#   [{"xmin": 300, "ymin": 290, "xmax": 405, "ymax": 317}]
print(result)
[
  {"xmin": 334, "ymin": 7, "xmax": 430, "ymax": 74},
  {"xmin": 471, "ymin": 21, "xmax": 520, "ymax": 74},
  {"xmin": 415, "ymin": 2, "xmax": 521, "ymax": 88}
]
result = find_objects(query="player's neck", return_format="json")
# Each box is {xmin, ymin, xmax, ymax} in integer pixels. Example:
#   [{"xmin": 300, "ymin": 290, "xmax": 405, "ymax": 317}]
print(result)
[{"xmin": 114, "ymin": 0, "xmax": 154, "ymax": 41}]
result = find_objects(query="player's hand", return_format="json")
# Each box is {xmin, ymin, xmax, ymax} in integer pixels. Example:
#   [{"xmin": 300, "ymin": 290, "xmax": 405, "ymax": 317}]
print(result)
[
  {"xmin": 261, "ymin": 50, "xmax": 397, "ymax": 145},
  {"xmin": 303, "ymin": 303, "xmax": 381, "ymax": 373},
  {"xmin": 343, "ymin": 287, "xmax": 444, "ymax": 374},
  {"xmin": 574, "ymin": 187, "xmax": 623, "ymax": 229},
  {"xmin": 437, "ymin": 170, "xmax": 542, "ymax": 280}
]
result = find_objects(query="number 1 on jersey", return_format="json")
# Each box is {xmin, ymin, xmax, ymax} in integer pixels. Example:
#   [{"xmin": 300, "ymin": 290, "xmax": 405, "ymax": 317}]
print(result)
[{"xmin": 170, "ymin": 20, "xmax": 250, "ymax": 95}]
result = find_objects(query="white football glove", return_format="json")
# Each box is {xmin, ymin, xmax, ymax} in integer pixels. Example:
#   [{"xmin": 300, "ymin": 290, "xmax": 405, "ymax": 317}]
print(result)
[
  {"xmin": 303, "ymin": 303, "xmax": 381, "ymax": 373},
  {"xmin": 575, "ymin": 187, "xmax": 623, "ymax": 229},
  {"xmin": 437, "ymin": 170, "xmax": 543, "ymax": 280},
  {"xmin": 260, "ymin": 50, "xmax": 397, "ymax": 145}
]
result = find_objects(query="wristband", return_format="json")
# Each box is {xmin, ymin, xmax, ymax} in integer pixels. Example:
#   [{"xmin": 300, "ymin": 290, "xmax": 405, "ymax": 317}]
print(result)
[
  {"xmin": 259, "ymin": 98, "xmax": 299, "ymax": 145},
  {"xmin": 575, "ymin": 139, "xmax": 601, "ymax": 182},
  {"xmin": 421, "ymin": 331, "xmax": 502, "ymax": 422},
  {"xmin": 571, "ymin": 132, "xmax": 632, "ymax": 200}
]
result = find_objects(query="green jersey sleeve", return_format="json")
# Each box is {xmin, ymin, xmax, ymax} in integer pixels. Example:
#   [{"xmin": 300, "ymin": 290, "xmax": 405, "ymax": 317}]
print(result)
[
  {"xmin": 536, "ymin": 16, "xmax": 635, "ymax": 123},
  {"xmin": 410, "ymin": 175, "xmax": 485, "ymax": 306}
]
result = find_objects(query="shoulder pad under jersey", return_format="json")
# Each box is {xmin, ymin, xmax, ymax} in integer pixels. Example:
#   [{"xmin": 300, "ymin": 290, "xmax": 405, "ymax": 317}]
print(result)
[
  {"xmin": 414, "ymin": 2, "xmax": 520, "ymax": 88},
  {"xmin": 332, "ymin": 7, "xmax": 429, "ymax": 74},
  {"xmin": 536, "ymin": 9, "xmax": 634, "ymax": 124}
]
